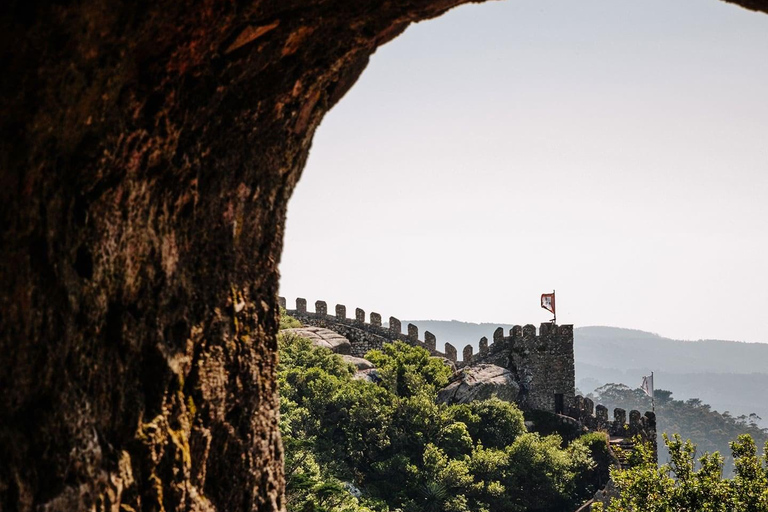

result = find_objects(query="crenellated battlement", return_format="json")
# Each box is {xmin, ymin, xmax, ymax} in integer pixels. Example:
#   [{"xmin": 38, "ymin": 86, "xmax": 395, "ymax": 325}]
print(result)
[
  {"xmin": 281, "ymin": 296, "xmax": 574, "ymax": 369},
  {"xmin": 564, "ymin": 395, "xmax": 657, "ymax": 442},
  {"xmin": 281, "ymin": 295, "xmax": 656, "ymax": 462},
  {"xmin": 282, "ymin": 296, "xmax": 460, "ymax": 360}
]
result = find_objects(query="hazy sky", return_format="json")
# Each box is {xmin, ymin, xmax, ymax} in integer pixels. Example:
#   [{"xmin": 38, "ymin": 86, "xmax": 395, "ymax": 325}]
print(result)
[{"xmin": 280, "ymin": 0, "xmax": 768, "ymax": 344}]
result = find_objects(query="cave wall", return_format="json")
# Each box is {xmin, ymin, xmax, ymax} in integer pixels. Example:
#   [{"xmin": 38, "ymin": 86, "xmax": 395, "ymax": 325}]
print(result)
[{"xmin": 0, "ymin": 0, "xmax": 766, "ymax": 511}]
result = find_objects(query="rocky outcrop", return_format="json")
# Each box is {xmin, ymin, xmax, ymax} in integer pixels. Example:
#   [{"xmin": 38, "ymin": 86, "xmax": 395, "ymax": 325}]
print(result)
[
  {"xmin": 283, "ymin": 327, "xmax": 352, "ymax": 354},
  {"xmin": 436, "ymin": 364, "xmax": 520, "ymax": 405},
  {"xmin": 352, "ymin": 368, "xmax": 382, "ymax": 384},
  {"xmin": 342, "ymin": 355, "xmax": 375, "ymax": 370},
  {"xmin": 1, "ymin": 0, "xmax": 766, "ymax": 511}
]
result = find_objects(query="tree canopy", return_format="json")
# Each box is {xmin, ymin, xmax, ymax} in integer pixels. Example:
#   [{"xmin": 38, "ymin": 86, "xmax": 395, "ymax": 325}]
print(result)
[
  {"xmin": 278, "ymin": 333, "xmax": 607, "ymax": 512},
  {"xmin": 595, "ymin": 433, "xmax": 768, "ymax": 512},
  {"xmin": 589, "ymin": 383, "xmax": 768, "ymax": 476}
]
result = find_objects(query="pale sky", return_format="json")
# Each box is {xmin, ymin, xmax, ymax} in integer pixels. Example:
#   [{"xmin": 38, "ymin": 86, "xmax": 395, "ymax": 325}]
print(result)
[{"xmin": 279, "ymin": 0, "xmax": 768, "ymax": 344}]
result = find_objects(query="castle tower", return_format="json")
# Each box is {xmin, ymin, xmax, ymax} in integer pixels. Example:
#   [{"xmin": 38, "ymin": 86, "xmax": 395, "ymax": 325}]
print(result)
[{"xmin": 505, "ymin": 323, "xmax": 575, "ymax": 413}]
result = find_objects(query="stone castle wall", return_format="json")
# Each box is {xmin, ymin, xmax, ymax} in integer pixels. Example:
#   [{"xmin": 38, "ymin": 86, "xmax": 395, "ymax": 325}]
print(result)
[
  {"xmin": 281, "ymin": 296, "xmax": 575, "ymax": 412},
  {"xmin": 281, "ymin": 297, "xmax": 455, "ymax": 359},
  {"xmin": 464, "ymin": 323, "xmax": 575, "ymax": 412},
  {"xmin": 567, "ymin": 396, "xmax": 658, "ymax": 460},
  {"xmin": 281, "ymin": 296, "xmax": 657, "ymax": 463}
]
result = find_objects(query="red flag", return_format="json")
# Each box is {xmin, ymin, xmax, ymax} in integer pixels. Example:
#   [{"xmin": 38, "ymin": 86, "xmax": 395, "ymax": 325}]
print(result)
[{"xmin": 541, "ymin": 292, "xmax": 556, "ymax": 316}]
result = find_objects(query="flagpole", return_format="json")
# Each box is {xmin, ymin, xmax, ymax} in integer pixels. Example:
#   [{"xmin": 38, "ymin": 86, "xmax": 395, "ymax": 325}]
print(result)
[
  {"xmin": 553, "ymin": 289, "xmax": 556, "ymax": 324},
  {"xmin": 651, "ymin": 371, "xmax": 655, "ymax": 413}
]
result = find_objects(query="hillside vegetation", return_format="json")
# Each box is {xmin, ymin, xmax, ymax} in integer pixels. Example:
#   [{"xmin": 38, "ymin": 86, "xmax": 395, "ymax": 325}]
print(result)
[
  {"xmin": 278, "ymin": 333, "xmax": 610, "ymax": 512},
  {"xmin": 596, "ymin": 434, "xmax": 768, "ymax": 511}
]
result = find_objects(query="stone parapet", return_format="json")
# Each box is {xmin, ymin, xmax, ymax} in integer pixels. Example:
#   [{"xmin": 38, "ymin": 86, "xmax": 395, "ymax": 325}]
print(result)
[
  {"xmin": 283, "ymin": 297, "xmax": 459, "ymax": 360},
  {"xmin": 565, "ymin": 395, "xmax": 657, "ymax": 456},
  {"xmin": 281, "ymin": 296, "xmax": 656, "ymax": 461},
  {"xmin": 281, "ymin": 297, "xmax": 575, "ymax": 381}
]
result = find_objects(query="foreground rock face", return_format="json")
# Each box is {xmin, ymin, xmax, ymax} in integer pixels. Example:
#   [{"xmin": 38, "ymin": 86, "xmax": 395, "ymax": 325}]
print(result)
[
  {"xmin": 1, "ymin": 0, "xmax": 766, "ymax": 511},
  {"xmin": 437, "ymin": 364, "xmax": 520, "ymax": 405},
  {"xmin": 0, "ymin": 2, "xmax": 505, "ymax": 509}
]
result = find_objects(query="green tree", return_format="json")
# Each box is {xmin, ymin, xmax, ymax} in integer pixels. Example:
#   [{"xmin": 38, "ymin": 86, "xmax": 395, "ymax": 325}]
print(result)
[
  {"xmin": 279, "ymin": 333, "xmax": 609, "ymax": 512},
  {"xmin": 596, "ymin": 434, "xmax": 768, "ymax": 512},
  {"xmin": 590, "ymin": 383, "xmax": 768, "ymax": 475},
  {"xmin": 450, "ymin": 398, "xmax": 526, "ymax": 450},
  {"xmin": 731, "ymin": 435, "xmax": 768, "ymax": 511},
  {"xmin": 280, "ymin": 307, "xmax": 302, "ymax": 329},
  {"xmin": 365, "ymin": 341, "xmax": 452, "ymax": 398}
]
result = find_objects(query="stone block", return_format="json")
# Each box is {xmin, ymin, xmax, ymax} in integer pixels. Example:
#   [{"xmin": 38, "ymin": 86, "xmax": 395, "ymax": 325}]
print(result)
[
  {"xmin": 389, "ymin": 317, "xmax": 401, "ymax": 336},
  {"xmin": 584, "ymin": 397, "xmax": 594, "ymax": 416},
  {"xmin": 479, "ymin": 337, "xmax": 489, "ymax": 356},
  {"xmin": 444, "ymin": 343, "xmax": 457, "ymax": 363},
  {"xmin": 425, "ymin": 331, "xmax": 436, "ymax": 352},
  {"xmin": 407, "ymin": 323, "xmax": 418, "ymax": 343}
]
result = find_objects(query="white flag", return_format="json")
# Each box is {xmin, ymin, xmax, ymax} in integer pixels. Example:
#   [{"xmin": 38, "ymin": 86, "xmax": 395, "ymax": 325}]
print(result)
[{"xmin": 641, "ymin": 374, "xmax": 654, "ymax": 398}]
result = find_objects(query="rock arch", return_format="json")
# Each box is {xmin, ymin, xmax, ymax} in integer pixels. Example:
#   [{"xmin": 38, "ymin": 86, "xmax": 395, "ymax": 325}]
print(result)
[{"xmin": 0, "ymin": 1, "xmax": 766, "ymax": 510}]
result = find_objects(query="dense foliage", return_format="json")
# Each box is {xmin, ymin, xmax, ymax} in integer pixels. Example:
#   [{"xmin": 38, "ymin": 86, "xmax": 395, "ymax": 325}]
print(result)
[
  {"xmin": 594, "ymin": 433, "xmax": 768, "ymax": 512},
  {"xmin": 589, "ymin": 383, "xmax": 768, "ymax": 475},
  {"xmin": 280, "ymin": 307, "xmax": 303, "ymax": 329},
  {"xmin": 278, "ymin": 333, "xmax": 606, "ymax": 512}
]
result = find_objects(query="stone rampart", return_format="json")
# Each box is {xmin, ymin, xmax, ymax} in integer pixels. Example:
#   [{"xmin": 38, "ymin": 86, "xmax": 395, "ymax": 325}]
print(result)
[
  {"xmin": 565, "ymin": 395, "xmax": 658, "ymax": 459},
  {"xmin": 460, "ymin": 322, "xmax": 576, "ymax": 412},
  {"xmin": 281, "ymin": 297, "xmax": 577, "ymax": 413},
  {"xmin": 282, "ymin": 296, "xmax": 574, "ymax": 412},
  {"xmin": 281, "ymin": 297, "xmax": 573, "ymax": 376},
  {"xmin": 282, "ymin": 297, "xmax": 452, "ymax": 359},
  {"xmin": 281, "ymin": 296, "xmax": 655, "ymax": 458}
]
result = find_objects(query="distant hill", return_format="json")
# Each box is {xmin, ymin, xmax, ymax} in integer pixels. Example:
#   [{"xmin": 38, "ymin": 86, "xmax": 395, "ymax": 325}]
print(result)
[
  {"xmin": 404, "ymin": 321, "xmax": 768, "ymax": 423},
  {"xmin": 574, "ymin": 326, "xmax": 768, "ymax": 375}
]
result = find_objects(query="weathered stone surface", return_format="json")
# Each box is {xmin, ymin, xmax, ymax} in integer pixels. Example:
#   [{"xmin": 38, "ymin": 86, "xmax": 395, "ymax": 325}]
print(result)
[
  {"xmin": 352, "ymin": 368, "xmax": 381, "ymax": 384},
  {"xmin": 283, "ymin": 327, "xmax": 352, "ymax": 354},
  {"xmin": 435, "ymin": 357, "xmax": 458, "ymax": 372},
  {"xmin": 425, "ymin": 331, "xmax": 437, "ymax": 352},
  {"xmin": 341, "ymin": 355, "xmax": 374, "ymax": 370},
  {"xmin": 436, "ymin": 364, "xmax": 520, "ymax": 405}
]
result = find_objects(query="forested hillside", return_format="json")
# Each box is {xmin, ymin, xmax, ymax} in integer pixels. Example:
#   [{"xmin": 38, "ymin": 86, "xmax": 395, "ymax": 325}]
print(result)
[
  {"xmin": 278, "ymin": 332, "xmax": 611, "ymax": 512},
  {"xmin": 574, "ymin": 327, "xmax": 768, "ymax": 374}
]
